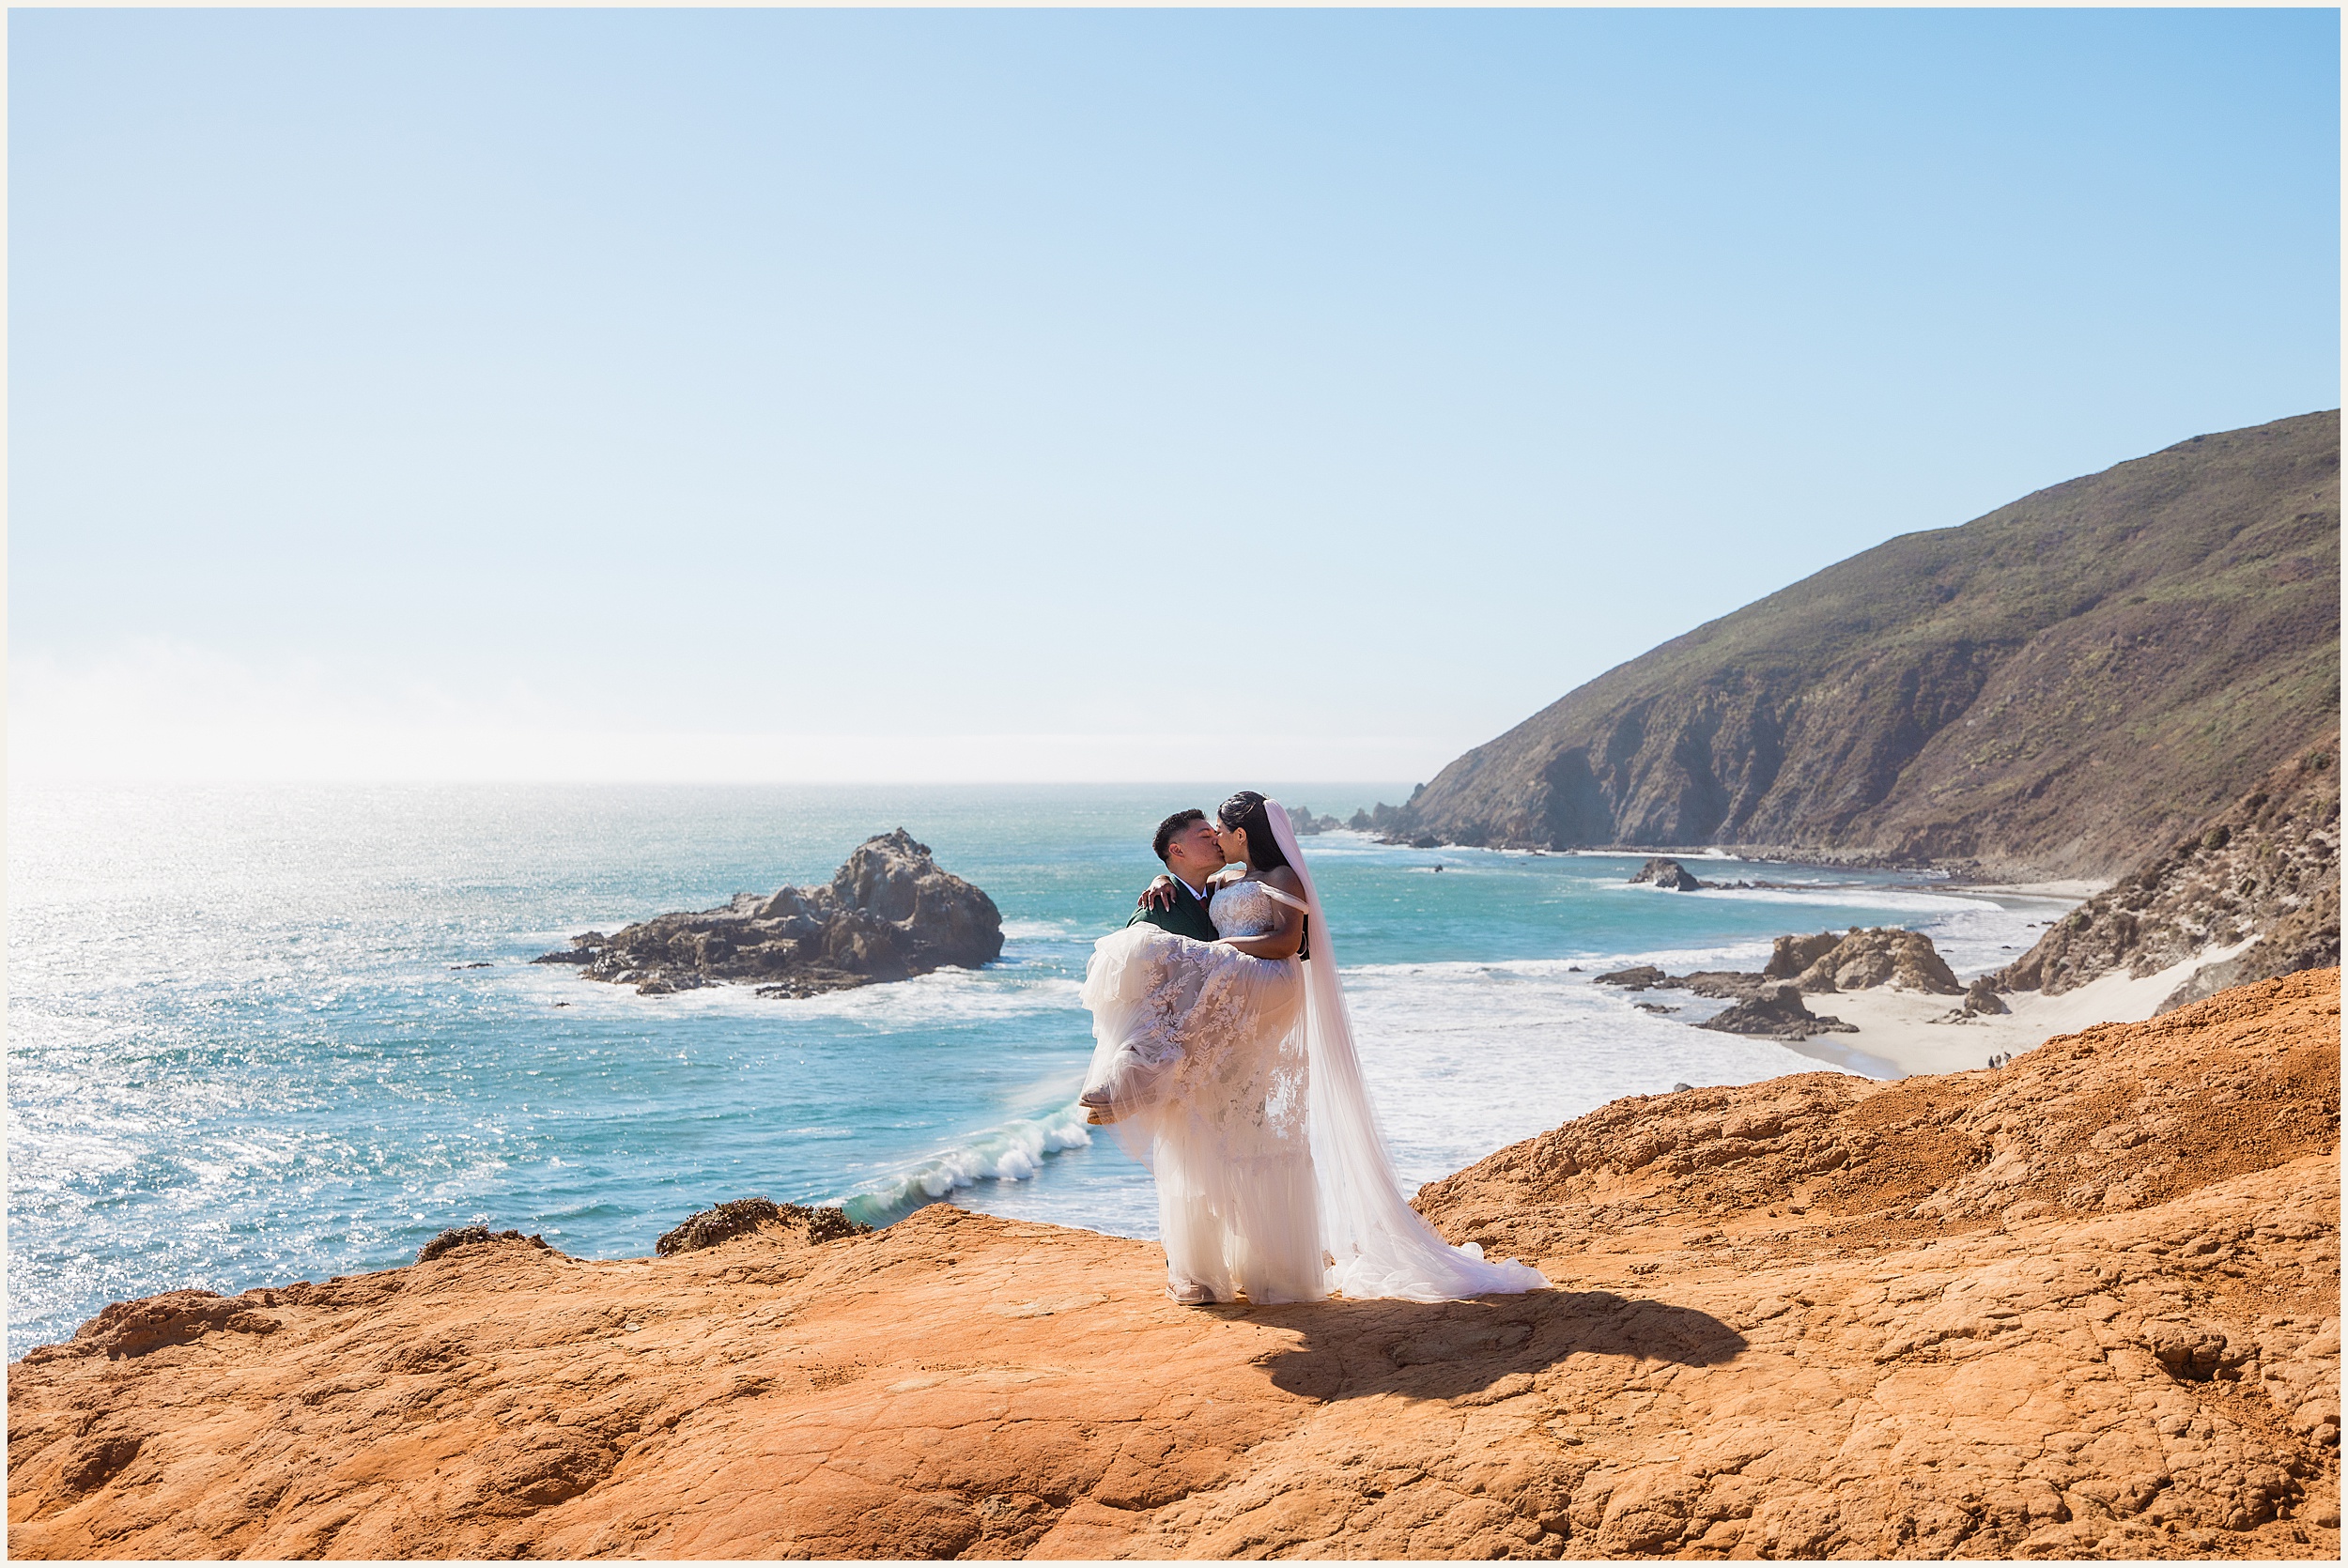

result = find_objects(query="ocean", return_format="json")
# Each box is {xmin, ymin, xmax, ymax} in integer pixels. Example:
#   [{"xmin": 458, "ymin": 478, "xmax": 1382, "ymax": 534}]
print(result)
[{"xmin": 5, "ymin": 782, "xmax": 2070, "ymax": 1359}]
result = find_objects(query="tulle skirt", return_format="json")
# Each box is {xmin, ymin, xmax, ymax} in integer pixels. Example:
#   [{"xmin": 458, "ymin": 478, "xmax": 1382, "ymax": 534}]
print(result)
[{"xmin": 1078, "ymin": 925, "xmax": 1322, "ymax": 1303}]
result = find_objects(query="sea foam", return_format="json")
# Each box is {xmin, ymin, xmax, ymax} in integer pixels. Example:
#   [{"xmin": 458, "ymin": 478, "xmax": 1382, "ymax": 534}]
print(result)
[{"xmin": 839, "ymin": 1099, "xmax": 1095, "ymax": 1226}]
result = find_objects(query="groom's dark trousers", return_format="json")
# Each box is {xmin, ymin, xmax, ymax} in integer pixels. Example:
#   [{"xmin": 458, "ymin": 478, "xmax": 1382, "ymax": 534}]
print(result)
[{"xmin": 1128, "ymin": 880, "xmax": 1217, "ymax": 941}]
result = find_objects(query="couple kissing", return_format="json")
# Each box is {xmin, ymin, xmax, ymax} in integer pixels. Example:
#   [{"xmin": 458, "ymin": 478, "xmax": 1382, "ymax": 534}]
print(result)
[{"xmin": 1076, "ymin": 791, "xmax": 1547, "ymax": 1309}]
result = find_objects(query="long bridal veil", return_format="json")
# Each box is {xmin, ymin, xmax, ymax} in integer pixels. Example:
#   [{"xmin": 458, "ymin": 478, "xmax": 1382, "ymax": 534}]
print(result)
[{"xmin": 1264, "ymin": 802, "xmax": 1550, "ymax": 1300}]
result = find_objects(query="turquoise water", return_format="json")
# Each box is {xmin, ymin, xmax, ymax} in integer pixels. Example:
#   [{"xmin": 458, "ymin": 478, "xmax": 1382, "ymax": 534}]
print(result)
[{"xmin": 5, "ymin": 783, "xmax": 2063, "ymax": 1358}]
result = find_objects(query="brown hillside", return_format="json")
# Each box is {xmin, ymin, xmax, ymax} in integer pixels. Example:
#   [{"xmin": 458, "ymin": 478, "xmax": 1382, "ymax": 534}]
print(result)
[
  {"xmin": 1391, "ymin": 410, "xmax": 2340, "ymax": 880},
  {"xmin": 8, "ymin": 974, "xmax": 2339, "ymax": 1560}
]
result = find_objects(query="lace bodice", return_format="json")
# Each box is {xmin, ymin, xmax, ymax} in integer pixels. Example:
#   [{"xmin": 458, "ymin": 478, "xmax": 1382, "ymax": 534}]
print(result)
[{"xmin": 1209, "ymin": 879, "xmax": 1282, "ymax": 939}]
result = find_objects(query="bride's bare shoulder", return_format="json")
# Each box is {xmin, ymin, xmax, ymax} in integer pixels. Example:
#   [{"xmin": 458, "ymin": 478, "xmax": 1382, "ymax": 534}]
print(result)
[{"xmin": 1262, "ymin": 865, "xmax": 1305, "ymax": 894}]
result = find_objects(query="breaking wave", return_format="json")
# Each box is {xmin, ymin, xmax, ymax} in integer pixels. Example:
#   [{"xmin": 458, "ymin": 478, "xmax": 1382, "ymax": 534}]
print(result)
[{"xmin": 837, "ymin": 1099, "xmax": 1096, "ymax": 1227}]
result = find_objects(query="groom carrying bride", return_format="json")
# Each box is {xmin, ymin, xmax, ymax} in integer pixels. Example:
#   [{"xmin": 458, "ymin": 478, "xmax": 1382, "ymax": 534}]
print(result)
[
  {"xmin": 1078, "ymin": 792, "xmax": 1549, "ymax": 1307},
  {"xmin": 1076, "ymin": 809, "xmax": 1224, "ymax": 1132}
]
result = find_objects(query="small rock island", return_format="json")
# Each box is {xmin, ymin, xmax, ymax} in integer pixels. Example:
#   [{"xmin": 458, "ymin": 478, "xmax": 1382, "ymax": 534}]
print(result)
[
  {"xmin": 535, "ymin": 829, "xmax": 1002, "ymax": 998},
  {"xmin": 1628, "ymin": 855, "xmax": 1705, "ymax": 891}
]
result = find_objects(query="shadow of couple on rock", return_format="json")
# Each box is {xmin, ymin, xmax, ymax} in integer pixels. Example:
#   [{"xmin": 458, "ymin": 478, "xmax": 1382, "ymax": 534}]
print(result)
[{"xmin": 1202, "ymin": 1286, "xmax": 1746, "ymax": 1404}]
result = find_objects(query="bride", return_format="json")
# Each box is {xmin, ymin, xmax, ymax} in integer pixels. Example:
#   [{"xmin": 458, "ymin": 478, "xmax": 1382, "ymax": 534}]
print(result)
[{"xmin": 1077, "ymin": 792, "xmax": 1549, "ymax": 1306}]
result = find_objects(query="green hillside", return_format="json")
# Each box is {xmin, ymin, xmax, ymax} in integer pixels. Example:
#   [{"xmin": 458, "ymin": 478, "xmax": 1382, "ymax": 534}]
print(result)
[{"xmin": 1392, "ymin": 410, "xmax": 2340, "ymax": 880}]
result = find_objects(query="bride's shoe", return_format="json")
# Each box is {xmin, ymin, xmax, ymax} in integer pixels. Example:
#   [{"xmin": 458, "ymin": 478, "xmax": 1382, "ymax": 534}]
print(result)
[{"xmin": 1166, "ymin": 1278, "xmax": 1214, "ymax": 1305}]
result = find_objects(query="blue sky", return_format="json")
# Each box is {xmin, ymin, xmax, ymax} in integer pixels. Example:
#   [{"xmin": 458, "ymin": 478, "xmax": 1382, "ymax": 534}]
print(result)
[{"xmin": 9, "ymin": 8, "xmax": 2340, "ymax": 782}]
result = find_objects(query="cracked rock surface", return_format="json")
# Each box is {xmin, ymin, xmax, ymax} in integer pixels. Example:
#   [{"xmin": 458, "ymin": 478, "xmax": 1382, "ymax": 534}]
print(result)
[{"xmin": 8, "ymin": 972, "xmax": 2337, "ymax": 1560}]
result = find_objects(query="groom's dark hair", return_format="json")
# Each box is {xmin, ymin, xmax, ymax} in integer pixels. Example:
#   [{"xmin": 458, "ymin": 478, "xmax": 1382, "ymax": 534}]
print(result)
[{"xmin": 1153, "ymin": 808, "xmax": 1207, "ymax": 864}]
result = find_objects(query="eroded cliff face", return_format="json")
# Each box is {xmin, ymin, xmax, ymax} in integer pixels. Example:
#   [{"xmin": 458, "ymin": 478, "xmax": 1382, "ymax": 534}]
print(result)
[
  {"xmin": 1394, "ymin": 411, "xmax": 2340, "ymax": 882},
  {"xmin": 8, "ymin": 974, "xmax": 2338, "ymax": 1560},
  {"xmin": 1998, "ymin": 738, "xmax": 2340, "ymax": 1006}
]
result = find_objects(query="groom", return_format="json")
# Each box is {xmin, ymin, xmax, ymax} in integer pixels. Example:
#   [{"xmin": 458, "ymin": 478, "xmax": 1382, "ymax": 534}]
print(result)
[{"xmin": 1131, "ymin": 808, "xmax": 1224, "ymax": 941}]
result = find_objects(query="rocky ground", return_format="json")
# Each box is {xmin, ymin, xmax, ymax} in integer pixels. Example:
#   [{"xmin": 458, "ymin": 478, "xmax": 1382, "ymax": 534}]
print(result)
[
  {"xmin": 533, "ymin": 829, "xmax": 1002, "ymax": 998},
  {"xmin": 9, "ymin": 971, "xmax": 2336, "ymax": 1560}
]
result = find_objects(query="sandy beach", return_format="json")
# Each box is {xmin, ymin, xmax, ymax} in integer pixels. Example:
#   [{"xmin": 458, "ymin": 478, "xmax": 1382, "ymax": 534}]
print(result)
[
  {"xmin": 1944, "ymin": 877, "xmax": 2114, "ymax": 900},
  {"xmin": 1780, "ymin": 941, "xmax": 2256, "ymax": 1079}
]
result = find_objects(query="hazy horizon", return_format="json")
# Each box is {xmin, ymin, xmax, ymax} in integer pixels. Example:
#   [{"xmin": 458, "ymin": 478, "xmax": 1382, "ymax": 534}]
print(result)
[{"xmin": 10, "ymin": 8, "xmax": 2339, "ymax": 784}]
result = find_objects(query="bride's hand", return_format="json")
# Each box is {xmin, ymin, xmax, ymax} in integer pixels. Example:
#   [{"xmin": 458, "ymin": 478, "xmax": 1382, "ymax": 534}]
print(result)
[{"xmin": 1137, "ymin": 874, "xmax": 1178, "ymax": 912}]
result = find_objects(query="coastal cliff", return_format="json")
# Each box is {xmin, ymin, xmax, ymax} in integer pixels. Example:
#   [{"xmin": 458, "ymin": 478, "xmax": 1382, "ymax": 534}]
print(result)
[
  {"xmin": 1999, "ymin": 736, "xmax": 2340, "ymax": 1008},
  {"xmin": 10, "ymin": 971, "xmax": 2336, "ymax": 1560},
  {"xmin": 1384, "ymin": 410, "xmax": 2340, "ymax": 882},
  {"xmin": 534, "ymin": 829, "xmax": 1002, "ymax": 997}
]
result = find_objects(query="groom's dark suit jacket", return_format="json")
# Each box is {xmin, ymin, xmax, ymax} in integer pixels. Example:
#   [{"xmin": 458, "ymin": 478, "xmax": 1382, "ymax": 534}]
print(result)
[{"xmin": 1127, "ymin": 876, "xmax": 1219, "ymax": 942}]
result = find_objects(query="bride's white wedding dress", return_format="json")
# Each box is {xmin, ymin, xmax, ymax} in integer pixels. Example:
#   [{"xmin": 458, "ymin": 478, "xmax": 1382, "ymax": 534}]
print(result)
[{"xmin": 1078, "ymin": 807, "xmax": 1549, "ymax": 1304}]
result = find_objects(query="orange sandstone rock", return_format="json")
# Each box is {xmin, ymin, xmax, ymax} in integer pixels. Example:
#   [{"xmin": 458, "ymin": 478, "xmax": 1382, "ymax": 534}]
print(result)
[{"xmin": 8, "ymin": 972, "xmax": 2340, "ymax": 1560}]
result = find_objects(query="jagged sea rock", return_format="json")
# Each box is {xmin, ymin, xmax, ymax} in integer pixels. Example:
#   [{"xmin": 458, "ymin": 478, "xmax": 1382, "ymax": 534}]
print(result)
[
  {"xmin": 1696, "ymin": 983, "xmax": 1857, "ymax": 1040},
  {"xmin": 535, "ymin": 829, "xmax": 1002, "ymax": 998},
  {"xmin": 1791, "ymin": 926, "xmax": 1964, "ymax": 994},
  {"xmin": 1284, "ymin": 806, "xmax": 1344, "ymax": 835},
  {"xmin": 1763, "ymin": 930, "xmax": 1846, "ymax": 978},
  {"xmin": 1629, "ymin": 855, "xmax": 1704, "ymax": 890},
  {"xmin": 16, "ymin": 975, "xmax": 2332, "ymax": 1560},
  {"xmin": 1671, "ymin": 970, "xmax": 1774, "ymax": 1001},
  {"xmin": 1605, "ymin": 933, "xmax": 1960, "ymax": 1017}
]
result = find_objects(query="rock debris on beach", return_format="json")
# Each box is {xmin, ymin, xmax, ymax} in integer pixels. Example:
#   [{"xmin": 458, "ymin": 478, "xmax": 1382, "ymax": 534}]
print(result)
[{"xmin": 8, "ymin": 970, "xmax": 2337, "ymax": 1560}]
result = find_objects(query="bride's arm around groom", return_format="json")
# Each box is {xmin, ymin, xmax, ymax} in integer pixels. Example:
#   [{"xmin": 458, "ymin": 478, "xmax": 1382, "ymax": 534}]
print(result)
[{"xmin": 1126, "ymin": 808, "xmax": 1226, "ymax": 943}]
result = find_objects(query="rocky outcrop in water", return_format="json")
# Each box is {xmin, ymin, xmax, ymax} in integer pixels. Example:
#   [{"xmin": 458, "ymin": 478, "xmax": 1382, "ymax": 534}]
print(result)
[
  {"xmin": 1695, "ymin": 983, "xmax": 1857, "ymax": 1040},
  {"xmin": 1629, "ymin": 856, "xmax": 1704, "ymax": 891},
  {"xmin": 1999, "ymin": 739, "xmax": 2340, "ymax": 1007},
  {"xmin": 1764, "ymin": 930, "xmax": 1846, "ymax": 977},
  {"xmin": 1603, "ymin": 929, "xmax": 1963, "ymax": 1030},
  {"xmin": 12, "ymin": 974, "xmax": 2333, "ymax": 1560},
  {"xmin": 1783, "ymin": 926, "xmax": 1964, "ymax": 994},
  {"xmin": 533, "ymin": 830, "xmax": 1002, "ymax": 998}
]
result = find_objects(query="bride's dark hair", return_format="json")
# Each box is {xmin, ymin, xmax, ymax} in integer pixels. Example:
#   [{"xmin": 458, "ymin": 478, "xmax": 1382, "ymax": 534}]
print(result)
[{"xmin": 1216, "ymin": 792, "xmax": 1291, "ymax": 871}]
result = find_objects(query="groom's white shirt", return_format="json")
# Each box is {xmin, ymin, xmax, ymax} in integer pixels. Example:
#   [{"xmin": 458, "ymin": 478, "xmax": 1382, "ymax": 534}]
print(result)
[{"xmin": 1172, "ymin": 873, "xmax": 1213, "ymax": 903}]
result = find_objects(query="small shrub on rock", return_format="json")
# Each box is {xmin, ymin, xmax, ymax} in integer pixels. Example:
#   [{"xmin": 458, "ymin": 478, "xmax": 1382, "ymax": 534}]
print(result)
[
  {"xmin": 656, "ymin": 1198, "xmax": 873, "ymax": 1256},
  {"xmin": 417, "ymin": 1226, "xmax": 548, "ymax": 1264}
]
